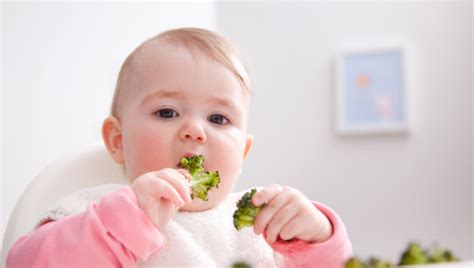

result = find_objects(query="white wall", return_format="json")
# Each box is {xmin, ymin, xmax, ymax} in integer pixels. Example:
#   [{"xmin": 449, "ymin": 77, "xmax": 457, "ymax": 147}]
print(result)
[
  {"xmin": 1, "ymin": 2, "xmax": 216, "ymax": 243},
  {"xmin": 0, "ymin": 1, "xmax": 3, "ymax": 253},
  {"xmin": 472, "ymin": 2, "xmax": 473, "ymax": 259},
  {"xmin": 217, "ymin": 1, "xmax": 472, "ymax": 262}
]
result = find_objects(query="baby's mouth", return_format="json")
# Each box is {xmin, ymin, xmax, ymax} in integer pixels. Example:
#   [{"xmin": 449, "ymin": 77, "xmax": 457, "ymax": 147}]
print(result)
[{"xmin": 176, "ymin": 153, "xmax": 201, "ymax": 168}]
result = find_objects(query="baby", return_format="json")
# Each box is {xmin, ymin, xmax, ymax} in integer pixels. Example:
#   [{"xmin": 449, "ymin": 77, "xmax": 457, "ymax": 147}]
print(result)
[{"xmin": 7, "ymin": 28, "xmax": 352, "ymax": 267}]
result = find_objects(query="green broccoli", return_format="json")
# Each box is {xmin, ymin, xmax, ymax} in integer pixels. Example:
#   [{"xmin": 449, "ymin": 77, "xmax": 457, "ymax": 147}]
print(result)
[
  {"xmin": 367, "ymin": 257, "xmax": 392, "ymax": 268},
  {"xmin": 427, "ymin": 245, "xmax": 458, "ymax": 263},
  {"xmin": 179, "ymin": 155, "xmax": 220, "ymax": 201},
  {"xmin": 398, "ymin": 242, "xmax": 429, "ymax": 265},
  {"xmin": 233, "ymin": 188, "xmax": 264, "ymax": 230},
  {"xmin": 345, "ymin": 242, "xmax": 459, "ymax": 268},
  {"xmin": 344, "ymin": 257, "xmax": 366, "ymax": 268},
  {"xmin": 232, "ymin": 261, "xmax": 252, "ymax": 268},
  {"xmin": 428, "ymin": 245, "xmax": 447, "ymax": 263},
  {"xmin": 344, "ymin": 256, "xmax": 392, "ymax": 268},
  {"xmin": 442, "ymin": 249, "xmax": 457, "ymax": 262}
]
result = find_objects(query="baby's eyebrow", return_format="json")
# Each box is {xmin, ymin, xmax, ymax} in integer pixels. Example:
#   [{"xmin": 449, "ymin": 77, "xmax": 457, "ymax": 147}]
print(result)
[
  {"xmin": 141, "ymin": 90, "xmax": 184, "ymax": 106},
  {"xmin": 207, "ymin": 97, "xmax": 243, "ymax": 115}
]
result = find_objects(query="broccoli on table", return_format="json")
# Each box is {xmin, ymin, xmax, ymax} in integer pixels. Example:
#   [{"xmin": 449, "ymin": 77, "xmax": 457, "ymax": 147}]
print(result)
[
  {"xmin": 232, "ymin": 261, "xmax": 252, "ymax": 268},
  {"xmin": 344, "ymin": 257, "xmax": 366, "ymax": 268},
  {"xmin": 345, "ymin": 242, "xmax": 459, "ymax": 268},
  {"xmin": 428, "ymin": 245, "xmax": 458, "ymax": 263},
  {"xmin": 428, "ymin": 245, "xmax": 448, "ymax": 263},
  {"xmin": 233, "ymin": 188, "xmax": 264, "ymax": 230},
  {"xmin": 442, "ymin": 250, "xmax": 457, "ymax": 262},
  {"xmin": 179, "ymin": 155, "xmax": 220, "ymax": 201},
  {"xmin": 398, "ymin": 242, "xmax": 429, "ymax": 265},
  {"xmin": 367, "ymin": 257, "xmax": 392, "ymax": 268},
  {"xmin": 344, "ymin": 256, "xmax": 393, "ymax": 268}
]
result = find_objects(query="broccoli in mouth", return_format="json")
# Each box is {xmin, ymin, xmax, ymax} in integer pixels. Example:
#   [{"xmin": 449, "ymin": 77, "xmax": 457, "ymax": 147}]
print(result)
[
  {"xmin": 233, "ymin": 188, "xmax": 264, "ymax": 231},
  {"xmin": 179, "ymin": 155, "xmax": 220, "ymax": 201}
]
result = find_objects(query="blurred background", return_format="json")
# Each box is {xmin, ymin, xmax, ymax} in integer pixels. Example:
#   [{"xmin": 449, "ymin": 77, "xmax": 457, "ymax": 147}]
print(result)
[{"xmin": 1, "ymin": 1, "xmax": 472, "ymax": 263}]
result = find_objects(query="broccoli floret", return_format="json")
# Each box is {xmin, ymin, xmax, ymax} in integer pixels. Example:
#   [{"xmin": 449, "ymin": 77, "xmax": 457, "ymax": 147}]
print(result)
[
  {"xmin": 367, "ymin": 257, "xmax": 392, "ymax": 268},
  {"xmin": 427, "ymin": 245, "xmax": 446, "ymax": 263},
  {"xmin": 428, "ymin": 245, "xmax": 458, "ymax": 263},
  {"xmin": 398, "ymin": 242, "xmax": 429, "ymax": 265},
  {"xmin": 345, "ymin": 242, "xmax": 459, "ymax": 268},
  {"xmin": 232, "ymin": 261, "xmax": 252, "ymax": 268},
  {"xmin": 344, "ymin": 257, "xmax": 366, "ymax": 268},
  {"xmin": 233, "ymin": 189, "xmax": 264, "ymax": 230},
  {"xmin": 344, "ymin": 256, "xmax": 392, "ymax": 268},
  {"xmin": 179, "ymin": 155, "xmax": 220, "ymax": 201},
  {"xmin": 442, "ymin": 249, "xmax": 457, "ymax": 262}
]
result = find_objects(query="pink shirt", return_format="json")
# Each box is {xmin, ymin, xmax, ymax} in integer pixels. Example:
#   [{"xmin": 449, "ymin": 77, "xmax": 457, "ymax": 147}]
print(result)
[{"xmin": 7, "ymin": 187, "xmax": 352, "ymax": 267}]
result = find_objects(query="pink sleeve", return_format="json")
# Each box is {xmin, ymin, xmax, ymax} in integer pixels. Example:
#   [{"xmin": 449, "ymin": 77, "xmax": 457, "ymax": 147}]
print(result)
[
  {"xmin": 6, "ymin": 186, "xmax": 164, "ymax": 267},
  {"xmin": 269, "ymin": 202, "xmax": 353, "ymax": 268}
]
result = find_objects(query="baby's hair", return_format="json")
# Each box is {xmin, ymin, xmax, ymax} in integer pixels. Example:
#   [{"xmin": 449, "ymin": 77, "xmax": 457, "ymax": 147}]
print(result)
[{"xmin": 110, "ymin": 27, "xmax": 251, "ymax": 118}]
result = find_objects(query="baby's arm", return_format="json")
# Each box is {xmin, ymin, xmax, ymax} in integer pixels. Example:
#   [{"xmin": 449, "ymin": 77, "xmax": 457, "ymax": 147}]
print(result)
[
  {"xmin": 7, "ymin": 169, "xmax": 191, "ymax": 267},
  {"xmin": 6, "ymin": 187, "xmax": 162, "ymax": 267},
  {"xmin": 252, "ymin": 184, "xmax": 353, "ymax": 267}
]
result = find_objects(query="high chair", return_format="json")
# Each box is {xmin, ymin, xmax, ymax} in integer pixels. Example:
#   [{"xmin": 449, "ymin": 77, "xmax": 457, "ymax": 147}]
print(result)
[{"xmin": 1, "ymin": 143, "xmax": 128, "ymax": 263}]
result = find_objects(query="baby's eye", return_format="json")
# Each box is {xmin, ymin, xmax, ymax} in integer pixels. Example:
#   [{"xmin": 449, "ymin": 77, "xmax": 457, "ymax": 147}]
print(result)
[
  {"xmin": 155, "ymin": 108, "xmax": 179, "ymax": 119},
  {"xmin": 208, "ymin": 114, "xmax": 229, "ymax": 125}
]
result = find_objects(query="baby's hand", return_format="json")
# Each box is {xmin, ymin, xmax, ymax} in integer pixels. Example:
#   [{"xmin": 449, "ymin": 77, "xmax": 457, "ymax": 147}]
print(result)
[
  {"xmin": 131, "ymin": 168, "xmax": 192, "ymax": 230},
  {"xmin": 252, "ymin": 184, "xmax": 332, "ymax": 244}
]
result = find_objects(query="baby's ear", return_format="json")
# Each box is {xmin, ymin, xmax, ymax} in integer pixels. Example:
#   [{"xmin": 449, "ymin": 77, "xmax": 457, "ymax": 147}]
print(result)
[
  {"xmin": 243, "ymin": 134, "xmax": 254, "ymax": 160},
  {"xmin": 102, "ymin": 116, "xmax": 125, "ymax": 164}
]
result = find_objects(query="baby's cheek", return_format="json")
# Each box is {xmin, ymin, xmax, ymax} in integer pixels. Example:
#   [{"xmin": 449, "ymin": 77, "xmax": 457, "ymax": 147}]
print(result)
[
  {"xmin": 127, "ymin": 131, "xmax": 169, "ymax": 178},
  {"xmin": 213, "ymin": 138, "xmax": 245, "ymax": 184}
]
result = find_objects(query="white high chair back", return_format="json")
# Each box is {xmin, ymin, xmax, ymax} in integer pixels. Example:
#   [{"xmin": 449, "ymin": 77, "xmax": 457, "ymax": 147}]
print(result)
[{"xmin": 1, "ymin": 143, "xmax": 128, "ymax": 263}]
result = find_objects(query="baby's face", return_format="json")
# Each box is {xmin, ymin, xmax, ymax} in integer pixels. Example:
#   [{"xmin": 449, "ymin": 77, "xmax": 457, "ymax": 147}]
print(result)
[{"xmin": 117, "ymin": 42, "xmax": 252, "ymax": 211}]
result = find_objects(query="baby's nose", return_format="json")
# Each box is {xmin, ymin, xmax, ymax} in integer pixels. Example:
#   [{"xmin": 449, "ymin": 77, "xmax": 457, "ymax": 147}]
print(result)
[{"xmin": 179, "ymin": 123, "xmax": 207, "ymax": 143}]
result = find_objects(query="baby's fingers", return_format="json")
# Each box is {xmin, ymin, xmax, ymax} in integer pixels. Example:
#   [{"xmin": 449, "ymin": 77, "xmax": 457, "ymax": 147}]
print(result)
[
  {"xmin": 278, "ymin": 215, "xmax": 304, "ymax": 242},
  {"xmin": 252, "ymin": 184, "xmax": 284, "ymax": 206},
  {"xmin": 149, "ymin": 178, "xmax": 185, "ymax": 207},
  {"xmin": 265, "ymin": 203, "xmax": 299, "ymax": 243},
  {"xmin": 155, "ymin": 169, "xmax": 192, "ymax": 204},
  {"xmin": 253, "ymin": 188, "xmax": 291, "ymax": 235},
  {"xmin": 177, "ymin": 169, "xmax": 192, "ymax": 182}
]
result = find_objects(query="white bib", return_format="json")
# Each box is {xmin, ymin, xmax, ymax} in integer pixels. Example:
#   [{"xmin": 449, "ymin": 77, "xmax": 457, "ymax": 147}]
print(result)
[{"xmin": 40, "ymin": 184, "xmax": 282, "ymax": 267}]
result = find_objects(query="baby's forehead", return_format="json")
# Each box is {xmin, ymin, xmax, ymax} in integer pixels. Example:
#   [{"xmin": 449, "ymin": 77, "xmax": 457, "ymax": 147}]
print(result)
[
  {"xmin": 133, "ymin": 40, "xmax": 224, "ymax": 75},
  {"xmin": 128, "ymin": 43, "xmax": 228, "ymax": 93},
  {"xmin": 127, "ymin": 41, "xmax": 248, "ymax": 95},
  {"xmin": 133, "ymin": 41, "xmax": 201, "ymax": 72}
]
